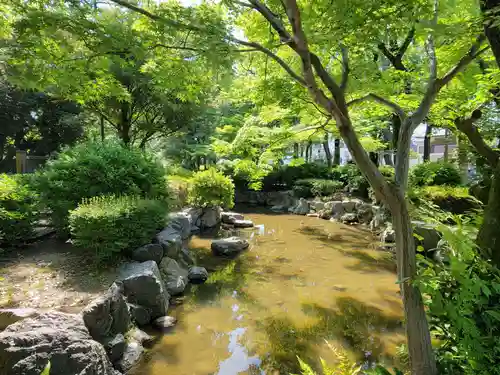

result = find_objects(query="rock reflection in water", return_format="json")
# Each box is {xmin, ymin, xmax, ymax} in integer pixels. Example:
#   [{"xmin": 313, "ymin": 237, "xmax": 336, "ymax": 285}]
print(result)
[{"xmin": 132, "ymin": 210, "xmax": 405, "ymax": 375}]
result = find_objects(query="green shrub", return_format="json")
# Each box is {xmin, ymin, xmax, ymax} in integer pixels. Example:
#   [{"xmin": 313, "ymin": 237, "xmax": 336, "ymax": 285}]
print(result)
[
  {"xmin": 292, "ymin": 179, "xmax": 343, "ymax": 198},
  {"xmin": 69, "ymin": 195, "xmax": 168, "ymax": 261},
  {"xmin": 408, "ymin": 186, "xmax": 481, "ymax": 214},
  {"xmin": 0, "ymin": 174, "xmax": 36, "ymax": 245},
  {"xmin": 417, "ymin": 220, "xmax": 500, "ymax": 375},
  {"xmin": 410, "ymin": 162, "xmax": 461, "ymax": 186},
  {"xmin": 188, "ymin": 168, "xmax": 235, "ymax": 208},
  {"xmin": 32, "ymin": 141, "xmax": 168, "ymax": 234},
  {"xmin": 260, "ymin": 162, "xmax": 332, "ymax": 191}
]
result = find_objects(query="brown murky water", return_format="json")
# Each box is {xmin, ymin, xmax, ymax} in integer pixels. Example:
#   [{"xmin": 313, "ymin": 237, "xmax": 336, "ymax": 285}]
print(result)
[{"xmin": 134, "ymin": 211, "xmax": 405, "ymax": 375}]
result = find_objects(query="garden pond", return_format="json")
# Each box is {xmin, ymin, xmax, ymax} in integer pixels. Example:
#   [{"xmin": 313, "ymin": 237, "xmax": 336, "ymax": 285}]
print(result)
[{"xmin": 132, "ymin": 209, "xmax": 406, "ymax": 375}]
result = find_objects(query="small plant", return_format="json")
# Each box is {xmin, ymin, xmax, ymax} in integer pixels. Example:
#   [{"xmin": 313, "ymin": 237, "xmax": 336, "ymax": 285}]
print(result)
[
  {"xmin": 0, "ymin": 173, "xmax": 36, "ymax": 246},
  {"xmin": 293, "ymin": 179, "xmax": 343, "ymax": 198},
  {"xmin": 410, "ymin": 162, "xmax": 461, "ymax": 187},
  {"xmin": 188, "ymin": 168, "xmax": 235, "ymax": 208},
  {"xmin": 32, "ymin": 141, "xmax": 168, "ymax": 234},
  {"xmin": 69, "ymin": 195, "xmax": 168, "ymax": 261}
]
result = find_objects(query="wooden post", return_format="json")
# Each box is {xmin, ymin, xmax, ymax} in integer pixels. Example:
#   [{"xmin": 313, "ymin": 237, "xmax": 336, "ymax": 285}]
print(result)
[{"xmin": 15, "ymin": 150, "xmax": 27, "ymax": 174}]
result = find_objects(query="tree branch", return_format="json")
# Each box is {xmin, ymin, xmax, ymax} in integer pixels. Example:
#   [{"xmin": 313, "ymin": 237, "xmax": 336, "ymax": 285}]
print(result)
[
  {"xmin": 232, "ymin": 38, "xmax": 307, "ymax": 86},
  {"xmin": 396, "ymin": 26, "xmax": 416, "ymax": 59},
  {"xmin": 347, "ymin": 93, "xmax": 407, "ymax": 121},
  {"xmin": 248, "ymin": 0, "xmax": 292, "ymax": 43},
  {"xmin": 455, "ymin": 110, "xmax": 499, "ymax": 166},
  {"xmin": 109, "ymin": 0, "xmax": 202, "ymax": 31},
  {"xmin": 150, "ymin": 43, "xmax": 205, "ymax": 52},
  {"xmin": 340, "ymin": 44, "xmax": 349, "ymax": 91}
]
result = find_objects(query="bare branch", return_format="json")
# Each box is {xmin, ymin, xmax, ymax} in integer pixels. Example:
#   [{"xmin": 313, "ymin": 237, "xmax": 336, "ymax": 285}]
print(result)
[
  {"xmin": 340, "ymin": 44, "xmax": 349, "ymax": 91},
  {"xmin": 347, "ymin": 93, "xmax": 407, "ymax": 121},
  {"xmin": 232, "ymin": 38, "xmax": 307, "ymax": 86},
  {"xmin": 232, "ymin": 0, "xmax": 254, "ymax": 8}
]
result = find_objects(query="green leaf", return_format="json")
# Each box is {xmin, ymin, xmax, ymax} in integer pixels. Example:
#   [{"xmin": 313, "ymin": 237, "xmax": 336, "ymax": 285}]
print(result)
[{"xmin": 41, "ymin": 361, "xmax": 51, "ymax": 375}]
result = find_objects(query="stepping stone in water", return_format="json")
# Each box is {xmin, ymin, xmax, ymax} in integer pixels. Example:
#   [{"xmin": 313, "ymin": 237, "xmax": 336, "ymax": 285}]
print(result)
[
  {"xmin": 221, "ymin": 212, "xmax": 245, "ymax": 224},
  {"xmin": 153, "ymin": 316, "xmax": 177, "ymax": 330},
  {"xmin": 233, "ymin": 219, "xmax": 254, "ymax": 228},
  {"xmin": 211, "ymin": 237, "xmax": 250, "ymax": 256}
]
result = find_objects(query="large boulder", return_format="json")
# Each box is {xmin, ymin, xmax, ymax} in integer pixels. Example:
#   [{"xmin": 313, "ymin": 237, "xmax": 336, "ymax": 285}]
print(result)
[
  {"xmin": 153, "ymin": 316, "xmax": 176, "ymax": 330},
  {"xmin": 341, "ymin": 200, "xmax": 356, "ymax": 213},
  {"xmin": 188, "ymin": 266, "xmax": 209, "ymax": 284},
  {"xmin": 104, "ymin": 333, "xmax": 126, "ymax": 363},
  {"xmin": 131, "ymin": 244, "xmax": 163, "ymax": 264},
  {"xmin": 292, "ymin": 198, "xmax": 310, "ymax": 215},
  {"xmin": 0, "ymin": 312, "xmax": 117, "ymax": 375},
  {"xmin": 310, "ymin": 201, "xmax": 325, "ymax": 212},
  {"xmin": 127, "ymin": 304, "xmax": 150, "ymax": 327},
  {"xmin": 0, "ymin": 308, "xmax": 38, "ymax": 330},
  {"xmin": 168, "ymin": 212, "xmax": 192, "ymax": 240},
  {"xmin": 119, "ymin": 261, "xmax": 170, "ymax": 319},
  {"xmin": 325, "ymin": 201, "xmax": 344, "ymax": 219},
  {"xmin": 198, "ymin": 206, "xmax": 222, "ymax": 228},
  {"xmin": 211, "ymin": 237, "xmax": 249, "ymax": 256},
  {"xmin": 221, "ymin": 212, "xmax": 245, "ymax": 224},
  {"xmin": 82, "ymin": 282, "xmax": 130, "ymax": 342},
  {"xmin": 156, "ymin": 226, "xmax": 182, "ymax": 258},
  {"xmin": 183, "ymin": 207, "xmax": 203, "ymax": 231},
  {"xmin": 159, "ymin": 257, "xmax": 189, "ymax": 295},
  {"xmin": 381, "ymin": 226, "xmax": 395, "ymax": 243}
]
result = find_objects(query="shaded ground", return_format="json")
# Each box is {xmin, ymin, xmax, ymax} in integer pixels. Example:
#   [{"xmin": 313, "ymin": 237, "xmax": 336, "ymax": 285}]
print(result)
[{"xmin": 0, "ymin": 237, "xmax": 121, "ymax": 313}]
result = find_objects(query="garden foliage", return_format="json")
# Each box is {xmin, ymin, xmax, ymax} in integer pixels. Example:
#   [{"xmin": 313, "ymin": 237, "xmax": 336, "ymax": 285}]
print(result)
[{"xmin": 188, "ymin": 168, "xmax": 235, "ymax": 208}]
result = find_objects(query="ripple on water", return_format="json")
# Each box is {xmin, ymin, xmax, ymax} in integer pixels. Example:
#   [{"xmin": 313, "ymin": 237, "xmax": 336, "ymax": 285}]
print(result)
[{"xmin": 132, "ymin": 210, "xmax": 405, "ymax": 375}]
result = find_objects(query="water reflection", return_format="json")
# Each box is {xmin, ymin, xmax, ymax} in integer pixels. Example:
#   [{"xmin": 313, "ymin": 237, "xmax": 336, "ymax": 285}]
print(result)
[{"xmin": 216, "ymin": 327, "xmax": 264, "ymax": 375}]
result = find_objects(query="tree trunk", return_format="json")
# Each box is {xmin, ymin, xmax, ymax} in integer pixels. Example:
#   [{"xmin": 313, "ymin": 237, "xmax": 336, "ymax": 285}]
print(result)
[
  {"xmin": 423, "ymin": 124, "xmax": 432, "ymax": 162},
  {"xmin": 481, "ymin": 0, "xmax": 500, "ymax": 68},
  {"xmin": 100, "ymin": 116, "xmax": 105, "ymax": 142},
  {"xmin": 120, "ymin": 102, "xmax": 131, "ymax": 146},
  {"xmin": 392, "ymin": 114, "xmax": 402, "ymax": 164},
  {"xmin": 305, "ymin": 141, "xmax": 312, "ymax": 162},
  {"xmin": 390, "ymin": 194, "xmax": 438, "ymax": 375},
  {"xmin": 369, "ymin": 152, "xmax": 379, "ymax": 166},
  {"xmin": 323, "ymin": 133, "xmax": 332, "ymax": 167},
  {"xmin": 294, "ymin": 143, "xmax": 299, "ymax": 158},
  {"xmin": 457, "ymin": 133, "xmax": 469, "ymax": 184},
  {"xmin": 333, "ymin": 138, "xmax": 341, "ymax": 165},
  {"xmin": 477, "ymin": 162, "xmax": 500, "ymax": 267}
]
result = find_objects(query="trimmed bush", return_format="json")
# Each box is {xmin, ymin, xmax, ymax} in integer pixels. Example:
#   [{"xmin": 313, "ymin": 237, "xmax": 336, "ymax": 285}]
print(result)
[
  {"xmin": 32, "ymin": 141, "xmax": 168, "ymax": 234},
  {"xmin": 409, "ymin": 186, "xmax": 481, "ymax": 214},
  {"xmin": 0, "ymin": 174, "xmax": 36, "ymax": 246},
  {"xmin": 410, "ymin": 162, "xmax": 461, "ymax": 186},
  {"xmin": 69, "ymin": 195, "xmax": 168, "ymax": 261},
  {"xmin": 260, "ymin": 162, "xmax": 332, "ymax": 191},
  {"xmin": 292, "ymin": 179, "xmax": 343, "ymax": 198},
  {"xmin": 188, "ymin": 168, "xmax": 235, "ymax": 208}
]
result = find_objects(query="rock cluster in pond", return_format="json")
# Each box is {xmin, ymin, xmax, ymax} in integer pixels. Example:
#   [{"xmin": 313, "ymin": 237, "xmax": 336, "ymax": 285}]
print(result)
[{"xmin": 0, "ymin": 207, "xmax": 211, "ymax": 375}]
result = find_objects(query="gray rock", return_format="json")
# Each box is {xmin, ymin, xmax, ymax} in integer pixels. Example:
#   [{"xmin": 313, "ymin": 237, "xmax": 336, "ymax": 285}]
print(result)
[
  {"xmin": 153, "ymin": 316, "xmax": 176, "ymax": 330},
  {"xmin": 183, "ymin": 207, "xmax": 203, "ymax": 228},
  {"xmin": 318, "ymin": 209, "xmax": 331, "ymax": 220},
  {"xmin": 156, "ymin": 226, "xmax": 182, "ymax": 258},
  {"xmin": 340, "ymin": 213, "xmax": 358, "ymax": 224},
  {"xmin": 0, "ymin": 312, "xmax": 116, "ymax": 375},
  {"xmin": 127, "ymin": 303, "xmax": 150, "ymax": 326},
  {"xmin": 221, "ymin": 212, "xmax": 245, "ymax": 224},
  {"xmin": 413, "ymin": 223, "xmax": 441, "ymax": 252},
  {"xmin": 357, "ymin": 203, "xmax": 374, "ymax": 224},
  {"xmin": 0, "ymin": 308, "xmax": 38, "ymax": 330},
  {"xmin": 131, "ymin": 243, "xmax": 163, "ymax": 264},
  {"xmin": 119, "ymin": 261, "xmax": 169, "ymax": 319},
  {"xmin": 178, "ymin": 248, "xmax": 195, "ymax": 267},
  {"xmin": 381, "ymin": 227, "xmax": 395, "ymax": 243},
  {"xmin": 233, "ymin": 219, "xmax": 254, "ymax": 228},
  {"xmin": 211, "ymin": 237, "xmax": 250, "ymax": 256},
  {"xmin": 310, "ymin": 201, "xmax": 325, "ymax": 211},
  {"xmin": 104, "ymin": 333, "xmax": 126, "ymax": 363},
  {"xmin": 292, "ymin": 198, "xmax": 310, "ymax": 215},
  {"xmin": 159, "ymin": 257, "xmax": 189, "ymax": 295},
  {"xmin": 325, "ymin": 200, "xmax": 344, "ymax": 218},
  {"xmin": 342, "ymin": 200, "xmax": 356, "ymax": 213},
  {"xmin": 82, "ymin": 282, "xmax": 130, "ymax": 342},
  {"xmin": 270, "ymin": 205, "xmax": 286, "ymax": 212},
  {"xmin": 168, "ymin": 212, "xmax": 192, "ymax": 240},
  {"xmin": 307, "ymin": 213, "xmax": 319, "ymax": 217},
  {"xmin": 188, "ymin": 266, "xmax": 209, "ymax": 284},
  {"xmin": 199, "ymin": 206, "xmax": 222, "ymax": 228},
  {"xmin": 116, "ymin": 341, "xmax": 143, "ymax": 373},
  {"xmin": 127, "ymin": 327, "xmax": 154, "ymax": 347}
]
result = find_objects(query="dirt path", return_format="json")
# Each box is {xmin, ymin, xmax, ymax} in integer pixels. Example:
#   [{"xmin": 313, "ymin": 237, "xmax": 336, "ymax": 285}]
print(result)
[{"xmin": 0, "ymin": 238, "xmax": 122, "ymax": 313}]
